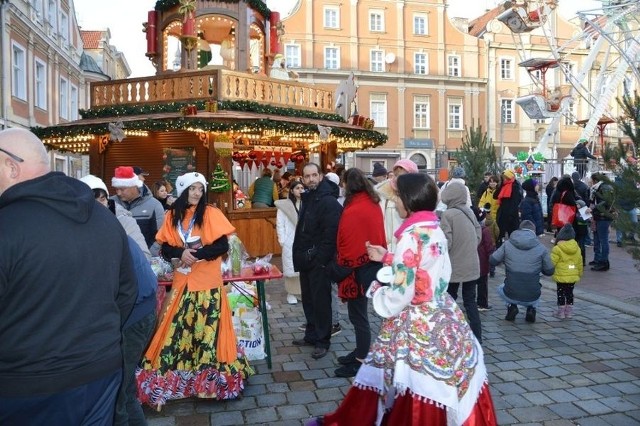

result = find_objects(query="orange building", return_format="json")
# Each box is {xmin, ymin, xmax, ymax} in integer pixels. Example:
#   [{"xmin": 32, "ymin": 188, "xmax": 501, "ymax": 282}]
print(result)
[{"xmin": 280, "ymin": 0, "xmax": 488, "ymax": 175}]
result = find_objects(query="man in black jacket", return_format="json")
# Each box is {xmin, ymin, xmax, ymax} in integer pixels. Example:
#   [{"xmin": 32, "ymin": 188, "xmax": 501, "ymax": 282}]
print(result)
[
  {"xmin": 0, "ymin": 129, "xmax": 137, "ymax": 425},
  {"xmin": 571, "ymin": 139, "xmax": 597, "ymax": 178},
  {"xmin": 292, "ymin": 163, "xmax": 342, "ymax": 359}
]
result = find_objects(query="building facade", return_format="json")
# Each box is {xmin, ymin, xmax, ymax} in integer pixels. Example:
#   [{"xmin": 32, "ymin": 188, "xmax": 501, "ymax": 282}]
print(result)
[
  {"xmin": 0, "ymin": 0, "xmax": 130, "ymax": 178},
  {"xmin": 280, "ymin": 0, "xmax": 487, "ymax": 175}
]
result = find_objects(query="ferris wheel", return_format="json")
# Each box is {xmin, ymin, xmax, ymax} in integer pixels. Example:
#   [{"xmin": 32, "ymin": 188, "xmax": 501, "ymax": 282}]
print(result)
[{"xmin": 496, "ymin": 0, "xmax": 640, "ymax": 156}]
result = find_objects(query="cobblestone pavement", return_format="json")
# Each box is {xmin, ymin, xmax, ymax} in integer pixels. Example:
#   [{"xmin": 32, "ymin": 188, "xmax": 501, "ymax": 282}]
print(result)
[{"xmin": 145, "ymin": 235, "xmax": 640, "ymax": 425}]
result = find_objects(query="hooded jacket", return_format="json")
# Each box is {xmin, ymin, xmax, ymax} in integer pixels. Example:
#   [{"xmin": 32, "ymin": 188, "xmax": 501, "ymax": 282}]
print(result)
[
  {"xmin": 111, "ymin": 189, "xmax": 165, "ymax": 249},
  {"xmin": 0, "ymin": 172, "xmax": 137, "ymax": 397},
  {"xmin": 490, "ymin": 228, "xmax": 554, "ymax": 302},
  {"xmin": 551, "ymin": 240, "xmax": 583, "ymax": 284},
  {"xmin": 440, "ymin": 182, "xmax": 482, "ymax": 282},
  {"xmin": 292, "ymin": 178, "xmax": 342, "ymax": 272}
]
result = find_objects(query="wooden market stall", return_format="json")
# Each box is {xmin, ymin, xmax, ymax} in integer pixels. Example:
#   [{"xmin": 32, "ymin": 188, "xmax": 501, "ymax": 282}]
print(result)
[{"xmin": 32, "ymin": 0, "xmax": 386, "ymax": 257}]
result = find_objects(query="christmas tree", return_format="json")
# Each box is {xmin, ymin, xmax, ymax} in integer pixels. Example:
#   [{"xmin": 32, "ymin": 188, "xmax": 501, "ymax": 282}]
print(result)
[
  {"xmin": 210, "ymin": 164, "xmax": 231, "ymax": 192},
  {"xmin": 604, "ymin": 91, "xmax": 640, "ymax": 263}
]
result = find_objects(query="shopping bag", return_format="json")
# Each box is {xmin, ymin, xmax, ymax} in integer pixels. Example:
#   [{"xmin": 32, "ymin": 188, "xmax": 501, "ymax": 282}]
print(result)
[
  {"xmin": 552, "ymin": 203, "xmax": 576, "ymax": 228},
  {"xmin": 232, "ymin": 308, "xmax": 265, "ymax": 361}
]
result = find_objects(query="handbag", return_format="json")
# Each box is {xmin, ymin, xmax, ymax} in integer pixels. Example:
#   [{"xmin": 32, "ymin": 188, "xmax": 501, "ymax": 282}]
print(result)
[{"xmin": 552, "ymin": 191, "xmax": 576, "ymax": 228}]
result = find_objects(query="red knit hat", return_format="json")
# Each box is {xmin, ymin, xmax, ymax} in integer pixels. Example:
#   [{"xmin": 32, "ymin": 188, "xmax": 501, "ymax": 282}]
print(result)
[{"xmin": 111, "ymin": 166, "xmax": 142, "ymax": 188}]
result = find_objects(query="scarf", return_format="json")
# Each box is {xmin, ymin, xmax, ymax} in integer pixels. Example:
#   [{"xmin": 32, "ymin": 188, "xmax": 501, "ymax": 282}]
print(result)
[
  {"xmin": 393, "ymin": 210, "xmax": 439, "ymax": 240},
  {"xmin": 337, "ymin": 192, "xmax": 386, "ymax": 299},
  {"xmin": 497, "ymin": 178, "xmax": 514, "ymax": 203}
]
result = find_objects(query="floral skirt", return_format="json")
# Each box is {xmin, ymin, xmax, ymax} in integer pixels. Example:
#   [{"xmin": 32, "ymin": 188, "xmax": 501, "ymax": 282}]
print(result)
[
  {"xmin": 136, "ymin": 284, "xmax": 254, "ymax": 407},
  {"xmin": 323, "ymin": 297, "xmax": 497, "ymax": 425}
]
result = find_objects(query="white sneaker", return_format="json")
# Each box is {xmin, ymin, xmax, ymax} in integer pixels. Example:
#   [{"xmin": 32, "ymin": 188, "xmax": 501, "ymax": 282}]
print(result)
[{"xmin": 286, "ymin": 294, "xmax": 298, "ymax": 305}]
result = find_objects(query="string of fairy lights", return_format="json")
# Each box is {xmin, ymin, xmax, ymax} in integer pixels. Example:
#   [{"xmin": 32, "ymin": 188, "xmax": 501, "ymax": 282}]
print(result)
[
  {"xmin": 154, "ymin": 0, "xmax": 271, "ymax": 20},
  {"xmin": 33, "ymin": 116, "xmax": 386, "ymax": 153}
]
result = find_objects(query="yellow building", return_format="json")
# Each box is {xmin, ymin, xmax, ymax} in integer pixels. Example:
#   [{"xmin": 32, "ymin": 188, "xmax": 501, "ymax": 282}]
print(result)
[{"xmin": 280, "ymin": 0, "xmax": 487, "ymax": 174}]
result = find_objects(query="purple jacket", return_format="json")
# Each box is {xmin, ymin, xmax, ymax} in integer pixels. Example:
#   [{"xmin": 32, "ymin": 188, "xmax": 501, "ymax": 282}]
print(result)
[{"xmin": 477, "ymin": 225, "xmax": 495, "ymax": 276}]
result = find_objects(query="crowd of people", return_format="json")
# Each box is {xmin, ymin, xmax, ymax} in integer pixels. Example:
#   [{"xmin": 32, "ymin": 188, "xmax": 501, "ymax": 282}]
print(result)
[{"xmin": 2, "ymin": 127, "xmax": 637, "ymax": 425}]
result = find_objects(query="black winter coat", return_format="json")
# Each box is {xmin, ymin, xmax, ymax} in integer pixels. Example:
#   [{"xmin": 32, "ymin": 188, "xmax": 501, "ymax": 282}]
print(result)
[{"xmin": 292, "ymin": 178, "xmax": 343, "ymax": 272}]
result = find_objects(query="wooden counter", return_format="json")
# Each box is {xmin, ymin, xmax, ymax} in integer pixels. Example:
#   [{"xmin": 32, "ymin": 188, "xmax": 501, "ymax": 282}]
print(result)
[{"xmin": 226, "ymin": 207, "xmax": 281, "ymax": 257}]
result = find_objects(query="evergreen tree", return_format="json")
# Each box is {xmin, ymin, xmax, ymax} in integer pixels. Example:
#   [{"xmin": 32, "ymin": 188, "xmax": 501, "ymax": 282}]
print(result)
[
  {"xmin": 604, "ymin": 91, "xmax": 640, "ymax": 263},
  {"xmin": 454, "ymin": 123, "xmax": 500, "ymax": 198}
]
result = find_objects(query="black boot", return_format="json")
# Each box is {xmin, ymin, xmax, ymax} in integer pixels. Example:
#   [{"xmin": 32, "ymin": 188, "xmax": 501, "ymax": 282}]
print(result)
[
  {"xmin": 591, "ymin": 261, "xmax": 609, "ymax": 271},
  {"xmin": 525, "ymin": 307, "xmax": 536, "ymax": 323},
  {"xmin": 505, "ymin": 304, "xmax": 519, "ymax": 321}
]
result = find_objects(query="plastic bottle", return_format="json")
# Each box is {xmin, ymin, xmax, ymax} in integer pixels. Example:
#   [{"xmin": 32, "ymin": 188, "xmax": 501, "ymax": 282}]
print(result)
[{"xmin": 231, "ymin": 239, "xmax": 242, "ymax": 276}]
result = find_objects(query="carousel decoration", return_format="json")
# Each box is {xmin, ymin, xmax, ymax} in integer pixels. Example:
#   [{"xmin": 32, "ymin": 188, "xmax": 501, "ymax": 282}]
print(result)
[
  {"xmin": 513, "ymin": 150, "xmax": 546, "ymax": 179},
  {"xmin": 179, "ymin": 0, "xmax": 198, "ymax": 54}
]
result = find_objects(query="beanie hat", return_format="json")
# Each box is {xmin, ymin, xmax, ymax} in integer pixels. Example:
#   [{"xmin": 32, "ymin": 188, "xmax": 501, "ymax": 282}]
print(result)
[
  {"xmin": 372, "ymin": 163, "xmax": 388, "ymax": 177},
  {"xmin": 503, "ymin": 169, "xmax": 515, "ymax": 180},
  {"xmin": 556, "ymin": 223, "xmax": 576, "ymax": 241},
  {"xmin": 571, "ymin": 171, "xmax": 581, "ymax": 181},
  {"xmin": 111, "ymin": 166, "xmax": 142, "ymax": 188},
  {"xmin": 325, "ymin": 172, "xmax": 340, "ymax": 186},
  {"xmin": 576, "ymin": 199, "xmax": 586, "ymax": 208},
  {"xmin": 392, "ymin": 159, "xmax": 418, "ymax": 174},
  {"xmin": 451, "ymin": 166, "xmax": 466, "ymax": 179},
  {"xmin": 521, "ymin": 179, "xmax": 537, "ymax": 192},
  {"xmin": 175, "ymin": 172, "xmax": 207, "ymax": 197},
  {"xmin": 519, "ymin": 219, "xmax": 536, "ymax": 233},
  {"xmin": 80, "ymin": 174, "xmax": 109, "ymax": 195}
]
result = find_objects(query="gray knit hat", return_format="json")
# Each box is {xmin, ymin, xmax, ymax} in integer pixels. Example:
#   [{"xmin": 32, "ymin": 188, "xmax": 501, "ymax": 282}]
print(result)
[
  {"xmin": 451, "ymin": 166, "xmax": 466, "ymax": 179},
  {"xmin": 556, "ymin": 224, "xmax": 576, "ymax": 242},
  {"xmin": 519, "ymin": 220, "xmax": 536, "ymax": 233}
]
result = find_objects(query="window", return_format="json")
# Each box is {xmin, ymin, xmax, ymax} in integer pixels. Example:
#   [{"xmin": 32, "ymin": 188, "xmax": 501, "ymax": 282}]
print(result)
[
  {"xmin": 285, "ymin": 44, "xmax": 301, "ymax": 68},
  {"xmin": 531, "ymin": 69, "xmax": 542, "ymax": 81},
  {"xmin": 324, "ymin": 6, "xmax": 339, "ymax": 29},
  {"xmin": 501, "ymin": 99, "xmax": 514, "ymax": 123},
  {"xmin": 11, "ymin": 42, "xmax": 26, "ymax": 101},
  {"xmin": 32, "ymin": 0, "xmax": 44, "ymax": 19},
  {"xmin": 59, "ymin": 11, "xmax": 69, "ymax": 45},
  {"xmin": 370, "ymin": 93, "xmax": 387, "ymax": 128},
  {"xmin": 413, "ymin": 14, "xmax": 427, "ymax": 35},
  {"xmin": 59, "ymin": 77, "xmax": 68, "ymax": 120},
  {"xmin": 500, "ymin": 58, "xmax": 512, "ymax": 79},
  {"xmin": 35, "ymin": 60, "xmax": 47, "ymax": 109},
  {"xmin": 324, "ymin": 47, "xmax": 339, "ymax": 70},
  {"xmin": 448, "ymin": 98, "xmax": 463, "ymax": 130},
  {"xmin": 369, "ymin": 11, "xmax": 384, "ymax": 32},
  {"xmin": 414, "ymin": 95, "xmax": 430, "ymax": 129},
  {"xmin": 70, "ymin": 85, "xmax": 78, "ymax": 120},
  {"xmin": 370, "ymin": 50, "xmax": 384, "ymax": 72},
  {"xmin": 414, "ymin": 53, "xmax": 428, "ymax": 74},
  {"xmin": 564, "ymin": 103, "xmax": 575, "ymax": 126},
  {"xmin": 448, "ymin": 55, "xmax": 460, "ymax": 77},
  {"xmin": 564, "ymin": 63, "xmax": 574, "ymax": 84},
  {"xmin": 48, "ymin": 0, "xmax": 57, "ymax": 31}
]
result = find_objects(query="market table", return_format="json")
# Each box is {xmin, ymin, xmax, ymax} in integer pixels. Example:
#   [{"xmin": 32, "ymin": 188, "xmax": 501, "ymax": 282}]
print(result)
[{"xmin": 158, "ymin": 264, "xmax": 283, "ymax": 369}]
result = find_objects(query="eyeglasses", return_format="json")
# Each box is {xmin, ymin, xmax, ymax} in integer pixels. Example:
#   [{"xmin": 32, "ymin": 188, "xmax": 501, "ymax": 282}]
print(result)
[{"xmin": 0, "ymin": 147, "xmax": 24, "ymax": 162}]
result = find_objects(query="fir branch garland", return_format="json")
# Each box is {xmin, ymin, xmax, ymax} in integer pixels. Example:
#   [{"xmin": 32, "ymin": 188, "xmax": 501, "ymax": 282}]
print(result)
[{"xmin": 79, "ymin": 100, "xmax": 345, "ymax": 123}]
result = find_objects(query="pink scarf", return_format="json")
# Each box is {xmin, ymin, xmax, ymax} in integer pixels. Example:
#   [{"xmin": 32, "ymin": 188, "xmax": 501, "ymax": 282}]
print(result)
[{"xmin": 394, "ymin": 210, "xmax": 439, "ymax": 240}]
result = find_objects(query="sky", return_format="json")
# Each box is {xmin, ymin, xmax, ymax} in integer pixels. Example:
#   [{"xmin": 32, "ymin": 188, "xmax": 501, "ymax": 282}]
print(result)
[{"xmin": 73, "ymin": 0, "xmax": 601, "ymax": 78}]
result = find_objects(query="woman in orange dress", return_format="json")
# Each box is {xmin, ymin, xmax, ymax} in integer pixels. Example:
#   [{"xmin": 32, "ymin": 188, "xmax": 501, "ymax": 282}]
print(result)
[{"xmin": 136, "ymin": 172, "xmax": 253, "ymax": 408}]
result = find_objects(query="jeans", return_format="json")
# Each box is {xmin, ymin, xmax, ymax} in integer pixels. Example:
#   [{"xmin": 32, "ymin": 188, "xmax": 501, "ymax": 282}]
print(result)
[
  {"xmin": 0, "ymin": 370, "xmax": 121, "ymax": 426},
  {"xmin": 616, "ymin": 208, "xmax": 638, "ymax": 242},
  {"xmin": 476, "ymin": 274, "xmax": 489, "ymax": 308},
  {"xmin": 347, "ymin": 295, "xmax": 371, "ymax": 359},
  {"xmin": 115, "ymin": 312, "xmax": 157, "ymax": 426},
  {"xmin": 497, "ymin": 283, "xmax": 540, "ymax": 309},
  {"xmin": 300, "ymin": 266, "xmax": 333, "ymax": 349},
  {"xmin": 593, "ymin": 219, "xmax": 611, "ymax": 263},
  {"xmin": 447, "ymin": 280, "xmax": 482, "ymax": 343},
  {"xmin": 331, "ymin": 283, "xmax": 341, "ymax": 325}
]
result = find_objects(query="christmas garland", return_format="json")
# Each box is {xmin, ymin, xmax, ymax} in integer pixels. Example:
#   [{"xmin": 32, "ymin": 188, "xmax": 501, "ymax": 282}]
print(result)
[
  {"xmin": 78, "ymin": 100, "xmax": 345, "ymax": 124},
  {"xmin": 31, "ymin": 117, "xmax": 388, "ymax": 146},
  {"xmin": 155, "ymin": 0, "xmax": 271, "ymax": 19}
]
